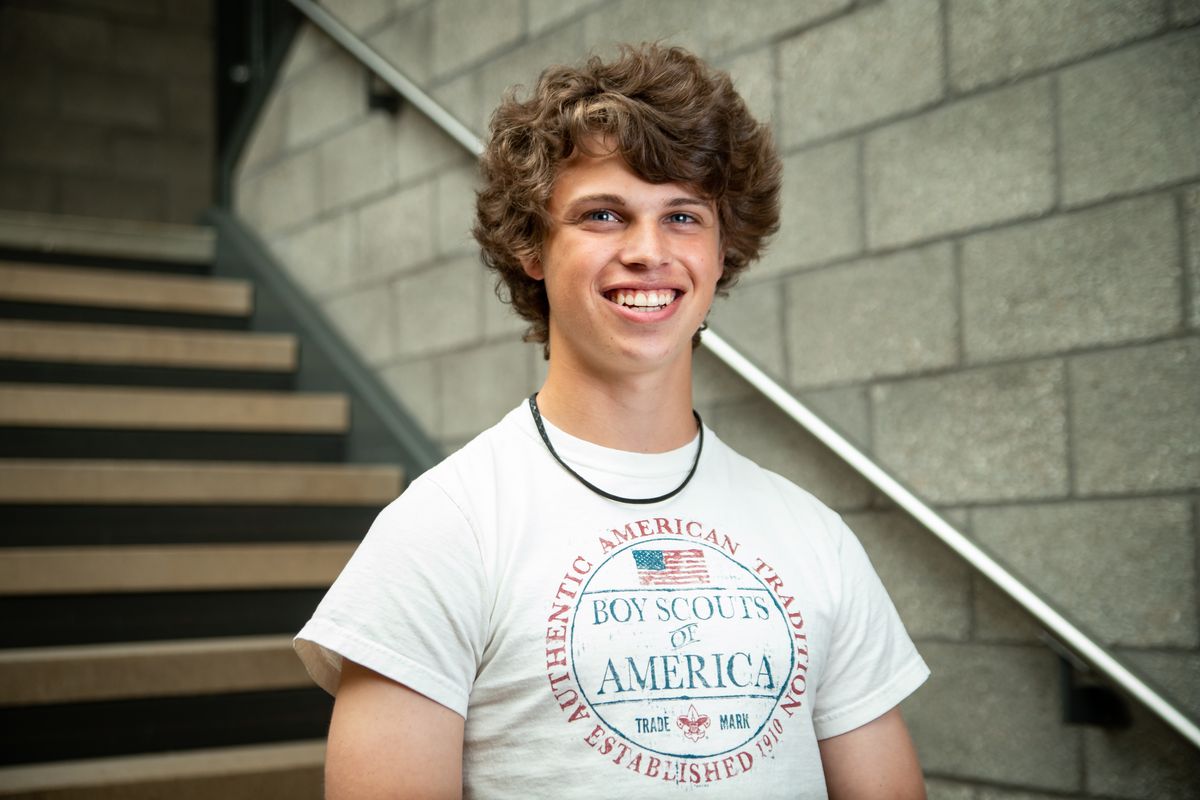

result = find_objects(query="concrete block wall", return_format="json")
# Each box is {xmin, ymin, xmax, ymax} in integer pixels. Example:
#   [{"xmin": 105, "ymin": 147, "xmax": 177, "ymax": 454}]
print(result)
[
  {"xmin": 234, "ymin": 1, "xmax": 1200, "ymax": 796},
  {"xmin": 0, "ymin": 0, "xmax": 214, "ymax": 223}
]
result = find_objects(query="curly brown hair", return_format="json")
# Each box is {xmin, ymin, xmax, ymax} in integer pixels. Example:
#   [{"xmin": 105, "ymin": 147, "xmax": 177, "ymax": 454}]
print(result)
[{"xmin": 473, "ymin": 43, "xmax": 782, "ymax": 352}]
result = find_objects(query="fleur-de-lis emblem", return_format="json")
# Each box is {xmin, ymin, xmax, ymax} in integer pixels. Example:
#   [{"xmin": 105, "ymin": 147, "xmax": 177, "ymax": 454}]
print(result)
[{"xmin": 676, "ymin": 704, "xmax": 710, "ymax": 742}]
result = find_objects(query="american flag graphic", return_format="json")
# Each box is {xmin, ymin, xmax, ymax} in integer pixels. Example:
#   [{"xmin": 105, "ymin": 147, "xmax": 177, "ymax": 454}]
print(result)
[{"xmin": 632, "ymin": 549, "xmax": 709, "ymax": 586}]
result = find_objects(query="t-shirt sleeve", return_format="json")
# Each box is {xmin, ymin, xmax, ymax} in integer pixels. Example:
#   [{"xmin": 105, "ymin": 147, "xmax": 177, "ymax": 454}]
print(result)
[
  {"xmin": 810, "ymin": 513, "xmax": 930, "ymax": 740},
  {"xmin": 293, "ymin": 475, "xmax": 488, "ymax": 719}
]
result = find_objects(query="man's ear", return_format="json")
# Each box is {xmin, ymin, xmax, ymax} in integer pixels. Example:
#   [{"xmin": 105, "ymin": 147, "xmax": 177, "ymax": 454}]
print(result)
[{"xmin": 520, "ymin": 254, "xmax": 545, "ymax": 281}]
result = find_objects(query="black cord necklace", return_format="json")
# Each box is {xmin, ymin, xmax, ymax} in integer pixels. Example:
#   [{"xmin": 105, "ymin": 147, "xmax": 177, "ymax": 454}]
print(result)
[{"xmin": 528, "ymin": 393, "xmax": 703, "ymax": 505}]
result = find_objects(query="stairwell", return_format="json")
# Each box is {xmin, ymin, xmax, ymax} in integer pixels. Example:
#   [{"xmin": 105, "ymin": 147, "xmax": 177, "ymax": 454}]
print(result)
[{"xmin": 0, "ymin": 212, "xmax": 405, "ymax": 797}]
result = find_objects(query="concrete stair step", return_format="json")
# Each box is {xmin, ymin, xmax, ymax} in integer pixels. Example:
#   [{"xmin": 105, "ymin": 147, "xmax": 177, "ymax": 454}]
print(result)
[
  {"xmin": 0, "ymin": 262, "xmax": 251, "ymax": 317},
  {"xmin": 0, "ymin": 320, "xmax": 296, "ymax": 372},
  {"xmin": 0, "ymin": 635, "xmax": 308, "ymax": 706},
  {"xmin": 0, "ymin": 459, "xmax": 402, "ymax": 504},
  {"xmin": 0, "ymin": 739, "xmax": 324, "ymax": 799},
  {"xmin": 0, "ymin": 210, "xmax": 214, "ymax": 265},
  {"xmin": 0, "ymin": 543, "xmax": 355, "ymax": 595},
  {"xmin": 0, "ymin": 384, "xmax": 348, "ymax": 433}
]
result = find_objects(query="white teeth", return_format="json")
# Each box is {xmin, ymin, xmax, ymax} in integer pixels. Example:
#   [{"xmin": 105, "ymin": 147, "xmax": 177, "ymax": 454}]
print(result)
[{"xmin": 610, "ymin": 289, "xmax": 676, "ymax": 309}]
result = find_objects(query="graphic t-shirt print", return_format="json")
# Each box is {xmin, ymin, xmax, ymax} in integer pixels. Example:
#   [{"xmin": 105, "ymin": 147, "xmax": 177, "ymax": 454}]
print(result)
[{"xmin": 544, "ymin": 516, "xmax": 811, "ymax": 786}]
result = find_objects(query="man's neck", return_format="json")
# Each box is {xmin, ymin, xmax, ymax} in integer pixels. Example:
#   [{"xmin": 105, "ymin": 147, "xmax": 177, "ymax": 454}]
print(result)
[{"xmin": 533, "ymin": 358, "xmax": 697, "ymax": 454}]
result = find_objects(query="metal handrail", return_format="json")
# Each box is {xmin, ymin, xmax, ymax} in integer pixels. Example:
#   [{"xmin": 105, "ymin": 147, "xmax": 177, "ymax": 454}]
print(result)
[{"xmin": 283, "ymin": 0, "xmax": 1200, "ymax": 750}]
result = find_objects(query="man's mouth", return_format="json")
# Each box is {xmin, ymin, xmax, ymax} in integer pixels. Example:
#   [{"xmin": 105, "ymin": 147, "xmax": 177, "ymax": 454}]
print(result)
[{"xmin": 605, "ymin": 289, "xmax": 679, "ymax": 313}]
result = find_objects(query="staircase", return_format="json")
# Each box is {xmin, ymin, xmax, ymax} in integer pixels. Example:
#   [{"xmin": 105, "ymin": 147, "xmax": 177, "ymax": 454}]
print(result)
[{"xmin": 0, "ymin": 212, "xmax": 404, "ymax": 798}]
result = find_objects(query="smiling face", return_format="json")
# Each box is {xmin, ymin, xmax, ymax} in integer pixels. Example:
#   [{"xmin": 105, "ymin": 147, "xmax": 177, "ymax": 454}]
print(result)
[{"xmin": 523, "ymin": 143, "xmax": 723, "ymax": 388}]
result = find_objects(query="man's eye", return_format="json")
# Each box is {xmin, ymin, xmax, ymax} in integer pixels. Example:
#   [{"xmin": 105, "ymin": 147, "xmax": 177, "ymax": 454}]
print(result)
[
  {"xmin": 667, "ymin": 212, "xmax": 697, "ymax": 224},
  {"xmin": 585, "ymin": 209, "xmax": 618, "ymax": 222}
]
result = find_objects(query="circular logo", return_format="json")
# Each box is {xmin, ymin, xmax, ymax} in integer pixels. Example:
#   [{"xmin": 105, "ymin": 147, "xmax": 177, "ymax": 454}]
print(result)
[{"xmin": 569, "ymin": 540, "xmax": 794, "ymax": 759}]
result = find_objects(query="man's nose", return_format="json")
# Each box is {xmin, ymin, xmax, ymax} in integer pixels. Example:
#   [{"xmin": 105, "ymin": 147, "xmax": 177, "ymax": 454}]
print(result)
[{"xmin": 619, "ymin": 221, "xmax": 669, "ymax": 269}]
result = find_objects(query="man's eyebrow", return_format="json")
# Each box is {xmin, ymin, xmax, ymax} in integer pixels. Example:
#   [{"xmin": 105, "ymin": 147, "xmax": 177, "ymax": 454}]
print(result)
[
  {"xmin": 665, "ymin": 196, "xmax": 712, "ymax": 208},
  {"xmin": 562, "ymin": 194, "xmax": 712, "ymax": 210},
  {"xmin": 564, "ymin": 193, "xmax": 625, "ymax": 209}
]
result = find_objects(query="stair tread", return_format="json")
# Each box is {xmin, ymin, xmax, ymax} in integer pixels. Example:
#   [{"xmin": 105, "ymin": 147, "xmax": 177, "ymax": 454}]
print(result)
[
  {"xmin": 0, "ymin": 383, "xmax": 348, "ymax": 433},
  {"xmin": 0, "ymin": 319, "xmax": 296, "ymax": 372},
  {"xmin": 0, "ymin": 542, "xmax": 356, "ymax": 595},
  {"xmin": 0, "ymin": 635, "xmax": 309, "ymax": 706},
  {"xmin": 0, "ymin": 739, "xmax": 324, "ymax": 795},
  {"xmin": 0, "ymin": 458, "xmax": 402, "ymax": 504},
  {"xmin": 0, "ymin": 210, "xmax": 214, "ymax": 264},
  {"xmin": 0, "ymin": 261, "xmax": 252, "ymax": 316}
]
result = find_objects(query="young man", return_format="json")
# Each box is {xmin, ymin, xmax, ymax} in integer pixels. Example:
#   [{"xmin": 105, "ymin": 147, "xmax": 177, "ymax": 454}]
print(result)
[{"xmin": 296, "ymin": 45, "xmax": 928, "ymax": 798}]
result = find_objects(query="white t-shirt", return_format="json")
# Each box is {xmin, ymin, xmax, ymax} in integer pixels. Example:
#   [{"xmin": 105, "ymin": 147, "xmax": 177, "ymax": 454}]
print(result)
[{"xmin": 295, "ymin": 402, "xmax": 928, "ymax": 798}]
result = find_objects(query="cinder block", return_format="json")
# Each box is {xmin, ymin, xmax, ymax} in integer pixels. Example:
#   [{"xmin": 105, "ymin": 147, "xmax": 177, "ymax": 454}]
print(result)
[
  {"xmin": 235, "ymin": 148, "xmax": 320, "ymax": 234},
  {"xmin": 973, "ymin": 499, "xmax": 1197, "ymax": 648},
  {"xmin": 476, "ymin": 22, "xmax": 585, "ymax": 136},
  {"xmin": 692, "ymin": 347, "xmax": 756, "ymax": 411},
  {"xmin": 0, "ymin": 6, "xmax": 108, "ymax": 64},
  {"xmin": 1, "ymin": 117, "xmax": 109, "ymax": 171},
  {"xmin": 720, "ymin": 46, "xmax": 774, "ymax": 128},
  {"xmin": 283, "ymin": 54, "xmax": 364, "ymax": 149},
  {"xmin": 1185, "ymin": 187, "xmax": 1200, "ymax": 329},
  {"xmin": 238, "ymin": 90, "xmax": 287, "ymax": 176},
  {"xmin": 865, "ymin": 79, "xmax": 1055, "ymax": 249},
  {"xmin": 392, "ymin": 257, "xmax": 484, "ymax": 358},
  {"xmin": 778, "ymin": 0, "xmax": 942, "ymax": 148},
  {"xmin": 380, "ymin": 356, "xmax": 441, "ymax": 437},
  {"xmin": 322, "ymin": 284, "xmax": 393, "ymax": 365},
  {"xmin": 1069, "ymin": 338, "xmax": 1199, "ymax": 494},
  {"xmin": 527, "ymin": 0, "xmax": 597, "ymax": 35},
  {"xmin": 59, "ymin": 175, "xmax": 166, "ymax": 222},
  {"xmin": 480, "ymin": 268, "xmax": 527, "ymax": 340},
  {"xmin": 582, "ymin": 0, "xmax": 705, "ymax": 55},
  {"xmin": 439, "ymin": 339, "xmax": 533, "ymax": 440},
  {"xmin": 367, "ymin": 4, "xmax": 432, "ymax": 85},
  {"xmin": 756, "ymin": 138, "xmax": 861, "ymax": 278},
  {"xmin": 843, "ymin": 510, "xmax": 972, "ymax": 640},
  {"xmin": 709, "ymin": 278, "xmax": 786, "ymax": 378},
  {"xmin": 1120, "ymin": 649, "xmax": 1200, "ymax": 723},
  {"xmin": 701, "ymin": 0, "xmax": 852, "ymax": 56},
  {"xmin": 318, "ymin": 114, "xmax": 399, "ymax": 212},
  {"xmin": 433, "ymin": 72, "xmax": 482, "ymax": 139},
  {"xmin": 58, "ymin": 70, "xmax": 163, "ymax": 130},
  {"xmin": 271, "ymin": 213, "xmax": 357, "ymax": 299},
  {"xmin": 1172, "ymin": 0, "xmax": 1200, "ymax": 24},
  {"xmin": 872, "ymin": 362, "xmax": 1068, "ymax": 504},
  {"xmin": 797, "ymin": 384, "xmax": 869, "ymax": 449},
  {"xmin": 978, "ymin": 789, "xmax": 1067, "ymax": 800},
  {"xmin": 167, "ymin": 172, "xmax": 212, "ymax": 224},
  {"xmin": 435, "ymin": 162, "xmax": 479, "ymax": 257},
  {"xmin": 356, "ymin": 179, "xmax": 436, "ymax": 282},
  {"xmin": 0, "ymin": 57, "xmax": 55, "ymax": 113},
  {"xmin": 961, "ymin": 194, "xmax": 1182, "ymax": 362},
  {"xmin": 786, "ymin": 243, "xmax": 957, "ymax": 387},
  {"xmin": 109, "ymin": 134, "xmax": 211, "ymax": 181},
  {"xmin": 1060, "ymin": 33, "xmax": 1200, "ymax": 206},
  {"xmin": 166, "ymin": 0, "xmax": 212, "ymax": 28},
  {"xmin": 948, "ymin": 0, "xmax": 1163, "ymax": 91},
  {"xmin": 431, "ymin": 0, "xmax": 523, "ymax": 78},
  {"xmin": 924, "ymin": 780, "xmax": 976, "ymax": 800},
  {"xmin": 394, "ymin": 109, "xmax": 473, "ymax": 188},
  {"xmin": 0, "ymin": 168, "xmax": 55, "ymax": 214},
  {"xmin": 707, "ymin": 394, "xmax": 874, "ymax": 512},
  {"xmin": 109, "ymin": 24, "xmax": 212, "ymax": 80},
  {"xmin": 903, "ymin": 642, "xmax": 1081, "ymax": 791},
  {"xmin": 1084, "ymin": 704, "xmax": 1200, "ymax": 799},
  {"xmin": 972, "ymin": 571, "xmax": 1045, "ymax": 645},
  {"xmin": 279, "ymin": 25, "xmax": 334, "ymax": 83},
  {"xmin": 167, "ymin": 78, "xmax": 214, "ymax": 137},
  {"xmin": 321, "ymin": 0, "xmax": 392, "ymax": 33}
]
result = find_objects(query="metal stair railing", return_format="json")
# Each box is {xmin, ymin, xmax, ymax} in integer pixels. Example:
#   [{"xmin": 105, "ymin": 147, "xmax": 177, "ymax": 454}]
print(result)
[{"xmin": 280, "ymin": 0, "xmax": 1200, "ymax": 751}]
